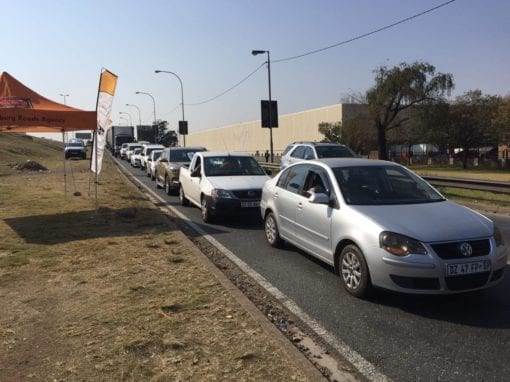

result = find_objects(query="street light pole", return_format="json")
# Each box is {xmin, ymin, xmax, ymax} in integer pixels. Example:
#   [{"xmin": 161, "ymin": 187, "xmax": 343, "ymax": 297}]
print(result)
[
  {"xmin": 135, "ymin": 91, "xmax": 157, "ymax": 126},
  {"xmin": 119, "ymin": 112, "xmax": 132, "ymax": 127},
  {"xmin": 59, "ymin": 93, "xmax": 69, "ymax": 105},
  {"xmin": 155, "ymin": 70, "xmax": 186, "ymax": 147},
  {"xmin": 252, "ymin": 50, "xmax": 274, "ymax": 162},
  {"xmin": 126, "ymin": 103, "xmax": 142, "ymax": 127}
]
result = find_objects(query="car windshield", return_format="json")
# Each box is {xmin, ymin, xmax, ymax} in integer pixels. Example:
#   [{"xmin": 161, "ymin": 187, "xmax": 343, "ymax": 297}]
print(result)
[
  {"xmin": 152, "ymin": 151, "xmax": 163, "ymax": 160},
  {"xmin": 170, "ymin": 149, "xmax": 203, "ymax": 162},
  {"xmin": 204, "ymin": 156, "xmax": 266, "ymax": 176},
  {"xmin": 333, "ymin": 165, "xmax": 445, "ymax": 205},
  {"xmin": 316, "ymin": 145, "xmax": 356, "ymax": 158},
  {"xmin": 67, "ymin": 142, "xmax": 84, "ymax": 148},
  {"xmin": 133, "ymin": 148, "xmax": 142, "ymax": 154}
]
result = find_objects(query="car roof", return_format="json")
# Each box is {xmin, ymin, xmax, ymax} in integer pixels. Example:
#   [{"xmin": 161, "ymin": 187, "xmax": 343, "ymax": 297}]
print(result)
[
  {"xmin": 304, "ymin": 158, "xmax": 399, "ymax": 168},
  {"xmin": 199, "ymin": 152, "xmax": 252, "ymax": 157},
  {"xmin": 290, "ymin": 141, "xmax": 349, "ymax": 147},
  {"xmin": 169, "ymin": 146, "xmax": 206, "ymax": 151}
]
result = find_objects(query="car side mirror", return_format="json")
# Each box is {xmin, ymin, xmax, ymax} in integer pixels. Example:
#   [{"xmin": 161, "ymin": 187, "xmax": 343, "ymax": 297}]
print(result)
[
  {"xmin": 309, "ymin": 192, "xmax": 330, "ymax": 204},
  {"xmin": 265, "ymin": 169, "xmax": 272, "ymax": 176}
]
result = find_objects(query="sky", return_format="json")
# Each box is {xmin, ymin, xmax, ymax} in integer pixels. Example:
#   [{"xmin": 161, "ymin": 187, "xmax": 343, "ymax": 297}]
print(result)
[{"xmin": 2, "ymin": 0, "xmax": 510, "ymax": 135}]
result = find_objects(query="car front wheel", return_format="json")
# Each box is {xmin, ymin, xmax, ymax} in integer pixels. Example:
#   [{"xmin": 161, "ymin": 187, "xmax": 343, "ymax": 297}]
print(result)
[
  {"xmin": 201, "ymin": 197, "xmax": 214, "ymax": 223},
  {"xmin": 339, "ymin": 245, "xmax": 372, "ymax": 298},
  {"xmin": 165, "ymin": 177, "xmax": 172, "ymax": 195},
  {"xmin": 264, "ymin": 212, "xmax": 283, "ymax": 248},
  {"xmin": 179, "ymin": 187, "xmax": 189, "ymax": 206}
]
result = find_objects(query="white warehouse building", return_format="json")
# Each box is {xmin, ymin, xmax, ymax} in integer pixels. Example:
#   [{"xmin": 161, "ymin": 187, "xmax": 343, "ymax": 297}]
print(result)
[{"xmin": 185, "ymin": 103, "xmax": 367, "ymax": 155}]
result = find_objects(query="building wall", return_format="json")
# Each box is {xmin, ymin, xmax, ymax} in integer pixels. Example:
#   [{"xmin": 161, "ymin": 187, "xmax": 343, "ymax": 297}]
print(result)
[{"xmin": 185, "ymin": 104, "xmax": 348, "ymax": 155}]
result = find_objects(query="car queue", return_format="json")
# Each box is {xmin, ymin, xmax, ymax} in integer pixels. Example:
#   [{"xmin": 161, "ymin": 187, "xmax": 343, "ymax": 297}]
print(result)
[{"xmin": 117, "ymin": 141, "xmax": 508, "ymax": 298}]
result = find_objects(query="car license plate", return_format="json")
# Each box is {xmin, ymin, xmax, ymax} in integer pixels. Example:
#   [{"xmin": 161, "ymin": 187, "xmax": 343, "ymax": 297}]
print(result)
[
  {"xmin": 446, "ymin": 260, "xmax": 491, "ymax": 276},
  {"xmin": 241, "ymin": 201, "xmax": 260, "ymax": 208}
]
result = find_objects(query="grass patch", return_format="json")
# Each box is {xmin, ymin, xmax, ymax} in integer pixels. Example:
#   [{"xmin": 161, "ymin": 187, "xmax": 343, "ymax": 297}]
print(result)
[
  {"xmin": 438, "ymin": 187, "xmax": 510, "ymax": 208},
  {"xmin": 0, "ymin": 133, "xmax": 309, "ymax": 382}
]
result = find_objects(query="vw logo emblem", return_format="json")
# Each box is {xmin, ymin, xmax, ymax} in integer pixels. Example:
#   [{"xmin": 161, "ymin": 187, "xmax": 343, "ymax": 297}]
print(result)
[
  {"xmin": 459, "ymin": 242, "xmax": 473, "ymax": 257},
  {"xmin": 248, "ymin": 191, "xmax": 255, "ymax": 197}
]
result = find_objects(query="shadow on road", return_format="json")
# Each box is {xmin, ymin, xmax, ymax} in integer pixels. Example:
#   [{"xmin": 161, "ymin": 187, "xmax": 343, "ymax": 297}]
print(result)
[{"xmin": 366, "ymin": 265, "xmax": 510, "ymax": 329}]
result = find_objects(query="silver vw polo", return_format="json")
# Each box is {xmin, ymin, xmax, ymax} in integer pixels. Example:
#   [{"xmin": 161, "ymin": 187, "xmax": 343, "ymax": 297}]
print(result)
[{"xmin": 260, "ymin": 158, "xmax": 507, "ymax": 297}]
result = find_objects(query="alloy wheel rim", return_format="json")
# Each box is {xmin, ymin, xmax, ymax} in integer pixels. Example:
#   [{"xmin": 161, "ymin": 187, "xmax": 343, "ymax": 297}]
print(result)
[
  {"xmin": 341, "ymin": 252, "xmax": 362, "ymax": 289},
  {"xmin": 265, "ymin": 216, "xmax": 276, "ymax": 243}
]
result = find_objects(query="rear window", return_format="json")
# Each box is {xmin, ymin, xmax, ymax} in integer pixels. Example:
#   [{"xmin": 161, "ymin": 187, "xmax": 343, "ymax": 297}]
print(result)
[
  {"xmin": 316, "ymin": 145, "xmax": 356, "ymax": 158},
  {"xmin": 170, "ymin": 149, "xmax": 205, "ymax": 162}
]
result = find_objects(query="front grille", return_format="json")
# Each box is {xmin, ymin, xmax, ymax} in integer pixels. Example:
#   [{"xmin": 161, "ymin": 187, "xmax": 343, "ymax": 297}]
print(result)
[
  {"xmin": 390, "ymin": 275, "xmax": 440, "ymax": 290},
  {"xmin": 445, "ymin": 272, "xmax": 490, "ymax": 291},
  {"xmin": 431, "ymin": 239, "xmax": 490, "ymax": 260},
  {"xmin": 232, "ymin": 189, "xmax": 261, "ymax": 200}
]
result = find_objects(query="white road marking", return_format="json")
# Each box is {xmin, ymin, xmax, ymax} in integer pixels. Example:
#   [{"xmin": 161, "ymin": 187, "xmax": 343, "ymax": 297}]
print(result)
[{"xmin": 123, "ymin": 165, "xmax": 393, "ymax": 382}]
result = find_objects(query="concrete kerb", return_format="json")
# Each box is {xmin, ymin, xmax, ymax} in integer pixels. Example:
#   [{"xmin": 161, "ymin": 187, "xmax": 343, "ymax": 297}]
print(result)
[{"xmin": 111, "ymin": 159, "xmax": 329, "ymax": 381}]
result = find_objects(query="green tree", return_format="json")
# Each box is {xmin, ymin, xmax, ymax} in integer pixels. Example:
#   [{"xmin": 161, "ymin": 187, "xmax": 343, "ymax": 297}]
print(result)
[
  {"xmin": 366, "ymin": 62, "xmax": 454, "ymax": 160},
  {"xmin": 318, "ymin": 121, "xmax": 342, "ymax": 142}
]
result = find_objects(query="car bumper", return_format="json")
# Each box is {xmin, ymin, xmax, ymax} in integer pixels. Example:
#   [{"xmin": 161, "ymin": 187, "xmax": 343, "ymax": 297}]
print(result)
[
  {"xmin": 206, "ymin": 195, "xmax": 261, "ymax": 216},
  {"xmin": 370, "ymin": 245, "xmax": 507, "ymax": 294}
]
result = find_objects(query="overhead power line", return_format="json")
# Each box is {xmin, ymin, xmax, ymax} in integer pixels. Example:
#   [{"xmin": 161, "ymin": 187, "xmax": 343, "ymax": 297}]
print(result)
[
  {"xmin": 186, "ymin": 63, "xmax": 266, "ymax": 106},
  {"xmin": 185, "ymin": 0, "xmax": 456, "ymax": 106},
  {"xmin": 274, "ymin": 0, "xmax": 456, "ymax": 63}
]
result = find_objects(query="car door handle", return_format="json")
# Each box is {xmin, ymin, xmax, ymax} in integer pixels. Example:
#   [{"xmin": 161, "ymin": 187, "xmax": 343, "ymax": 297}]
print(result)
[
  {"xmin": 297, "ymin": 202, "xmax": 303, "ymax": 209},
  {"xmin": 273, "ymin": 191, "xmax": 278, "ymax": 199}
]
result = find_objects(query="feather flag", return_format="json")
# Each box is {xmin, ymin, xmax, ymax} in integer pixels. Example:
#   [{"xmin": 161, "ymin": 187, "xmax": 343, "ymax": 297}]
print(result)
[{"xmin": 91, "ymin": 69, "xmax": 118, "ymax": 174}]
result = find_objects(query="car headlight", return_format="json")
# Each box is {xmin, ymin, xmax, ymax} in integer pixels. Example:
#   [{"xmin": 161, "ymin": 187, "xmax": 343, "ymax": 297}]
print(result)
[
  {"xmin": 211, "ymin": 189, "xmax": 234, "ymax": 199},
  {"xmin": 379, "ymin": 231, "xmax": 427, "ymax": 256},
  {"xmin": 494, "ymin": 226, "xmax": 504, "ymax": 247}
]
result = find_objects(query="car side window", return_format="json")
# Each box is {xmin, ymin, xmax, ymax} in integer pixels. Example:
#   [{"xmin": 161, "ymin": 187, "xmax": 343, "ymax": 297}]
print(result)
[
  {"xmin": 302, "ymin": 168, "xmax": 330, "ymax": 197},
  {"xmin": 291, "ymin": 146, "xmax": 306, "ymax": 159},
  {"xmin": 278, "ymin": 165, "xmax": 309, "ymax": 194},
  {"xmin": 304, "ymin": 147, "xmax": 315, "ymax": 160}
]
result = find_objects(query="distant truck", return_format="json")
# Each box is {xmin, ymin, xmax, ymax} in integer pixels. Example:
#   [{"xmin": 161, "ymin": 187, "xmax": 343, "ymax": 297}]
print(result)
[
  {"xmin": 136, "ymin": 125, "xmax": 159, "ymax": 144},
  {"xmin": 107, "ymin": 126, "xmax": 135, "ymax": 157}
]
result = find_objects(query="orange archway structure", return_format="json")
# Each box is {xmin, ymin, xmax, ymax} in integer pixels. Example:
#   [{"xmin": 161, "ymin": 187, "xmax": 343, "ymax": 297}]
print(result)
[{"xmin": 0, "ymin": 72, "xmax": 96, "ymax": 133}]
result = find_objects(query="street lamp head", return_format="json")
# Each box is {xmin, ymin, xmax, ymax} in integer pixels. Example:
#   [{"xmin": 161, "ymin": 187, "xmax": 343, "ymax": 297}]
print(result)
[
  {"xmin": 252, "ymin": 50, "xmax": 266, "ymax": 56},
  {"xmin": 155, "ymin": 70, "xmax": 161, "ymax": 73},
  {"xmin": 135, "ymin": 91, "xmax": 141, "ymax": 94}
]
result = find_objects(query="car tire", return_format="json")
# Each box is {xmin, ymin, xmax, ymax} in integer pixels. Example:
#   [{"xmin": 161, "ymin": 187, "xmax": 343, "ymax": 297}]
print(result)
[
  {"xmin": 147, "ymin": 169, "xmax": 151, "ymax": 178},
  {"xmin": 179, "ymin": 187, "xmax": 189, "ymax": 206},
  {"xmin": 151, "ymin": 172, "xmax": 156, "ymax": 181},
  {"xmin": 339, "ymin": 245, "xmax": 372, "ymax": 298},
  {"xmin": 201, "ymin": 197, "xmax": 214, "ymax": 223},
  {"xmin": 165, "ymin": 177, "xmax": 172, "ymax": 195},
  {"xmin": 155, "ymin": 178, "xmax": 162, "ymax": 189},
  {"xmin": 264, "ymin": 212, "xmax": 283, "ymax": 248}
]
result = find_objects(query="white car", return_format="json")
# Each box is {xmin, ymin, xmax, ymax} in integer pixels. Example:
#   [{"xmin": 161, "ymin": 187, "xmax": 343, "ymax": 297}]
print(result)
[
  {"xmin": 140, "ymin": 144, "xmax": 165, "ymax": 170},
  {"xmin": 130, "ymin": 148, "xmax": 143, "ymax": 167},
  {"xmin": 146, "ymin": 149, "xmax": 163, "ymax": 180},
  {"xmin": 260, "ymin": 158, "xmax": 507, "ymax": 297},
  {"xmin": 179, "ymin": 152, "xmax": 270, "ymax": 222}
]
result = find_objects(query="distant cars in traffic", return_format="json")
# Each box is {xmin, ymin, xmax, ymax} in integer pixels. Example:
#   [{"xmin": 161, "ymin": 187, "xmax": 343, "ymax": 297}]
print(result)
[
  {"xmin": 64, "ymin": 141, "xmax": 87, "ymax": 160},
  {"xmin": 140, "ymin": 144, "xmax": 165, "ymax": 170},
  {"xmin": 155, "ymin": 146, "xmax": 207, "ymax": 195},
  {"xmin": 280, "ymin": 141, "xmax": 357, "ymax": 170},
  {"xmin": 146, "ymin": 149, "xmax": 163, "ymax": 180},
  {"xmin": 260, "ymin": 158, "xmax": 507, "ymax": 297},
  {"xmin": 130, "ymin": 148, "xmax": 143, "ymax": 167}
]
